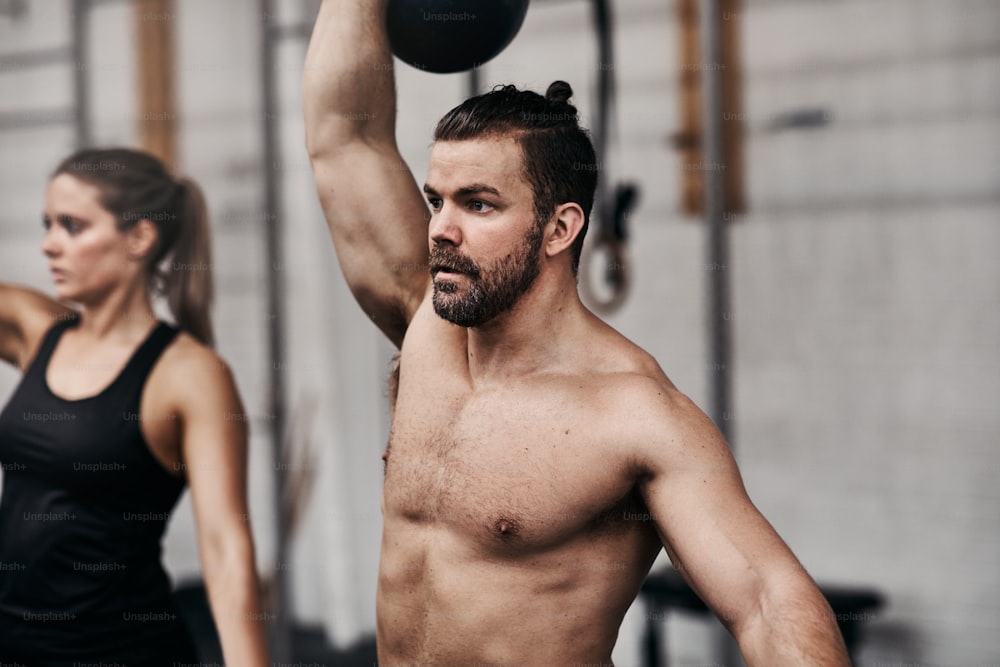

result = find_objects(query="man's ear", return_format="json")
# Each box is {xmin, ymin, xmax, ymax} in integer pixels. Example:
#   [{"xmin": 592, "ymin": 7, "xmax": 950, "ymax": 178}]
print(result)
[
  {"xmin": 544, "ymin": 202, "xmax": 585, "ymax": 260},
  {"xmin": 126, "ymin": 218, "xmax": 159, "ymax": 261}
]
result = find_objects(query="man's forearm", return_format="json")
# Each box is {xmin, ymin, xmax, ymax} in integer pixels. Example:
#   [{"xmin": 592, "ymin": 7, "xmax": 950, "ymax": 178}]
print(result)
[
  {"xmin": 304, "ymin": 0, "xmax": 396, "ymax": 154},
  {"xmin": 737, "ymin": 580, "xmax": 851, "ymax": 666}
]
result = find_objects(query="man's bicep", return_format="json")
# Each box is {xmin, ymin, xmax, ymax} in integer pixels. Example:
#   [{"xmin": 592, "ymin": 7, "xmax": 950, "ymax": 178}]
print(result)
[
  {"xmin": 311, "ymin": 143, "xmax": 431, "ymax": 345},
  {"xmin": 639, "ymin": 401, "xmax": 806, "ymax": 634}
]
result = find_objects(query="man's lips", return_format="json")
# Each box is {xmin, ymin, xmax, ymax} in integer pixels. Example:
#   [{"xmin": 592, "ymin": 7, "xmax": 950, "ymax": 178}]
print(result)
[
  {"xmin": 431, "ymin": 264, "xmax": 471, "ymax": 278},
  {"xmin": 429, "ymin": 246, "xmax": 477, "ymax": 277}
]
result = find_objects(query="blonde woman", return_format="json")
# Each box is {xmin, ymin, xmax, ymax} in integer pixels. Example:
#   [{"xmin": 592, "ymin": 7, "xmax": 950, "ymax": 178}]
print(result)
[{"xmin": 0, "ymin": 148, "xmax": 268, "ymax": 666}]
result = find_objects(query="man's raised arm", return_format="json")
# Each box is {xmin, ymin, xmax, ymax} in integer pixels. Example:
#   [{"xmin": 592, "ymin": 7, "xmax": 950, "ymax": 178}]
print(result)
[{"xmin": 303, "ymin": 0, "xmax": 430, "ymax": 347}]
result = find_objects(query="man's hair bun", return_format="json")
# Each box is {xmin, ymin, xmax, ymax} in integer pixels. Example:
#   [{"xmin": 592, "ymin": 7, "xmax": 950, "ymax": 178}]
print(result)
[{"xmin": 545, "ymin": 80, "xmax": 574, "ymax": 105}]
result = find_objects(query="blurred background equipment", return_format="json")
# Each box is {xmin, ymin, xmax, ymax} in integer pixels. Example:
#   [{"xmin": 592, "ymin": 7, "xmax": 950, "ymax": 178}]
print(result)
[{"xmin": 578, "ymin": 0, "xmax": 641, "ymax": 315}]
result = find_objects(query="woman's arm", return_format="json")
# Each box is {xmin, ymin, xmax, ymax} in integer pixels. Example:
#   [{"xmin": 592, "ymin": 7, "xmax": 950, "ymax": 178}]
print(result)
[
  {"xmin": 173, "ymin": 342, "xmax": 269, "ymax": 665},
  {"xmin": 0, "ymin": 283, "xmax": 73, "ymax": 369}
]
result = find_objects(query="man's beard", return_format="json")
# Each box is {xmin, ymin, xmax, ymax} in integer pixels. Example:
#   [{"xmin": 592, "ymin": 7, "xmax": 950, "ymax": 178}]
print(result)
[{"xmin": 430, "ymin": 223, "xmax": 544, "ymax": 328}]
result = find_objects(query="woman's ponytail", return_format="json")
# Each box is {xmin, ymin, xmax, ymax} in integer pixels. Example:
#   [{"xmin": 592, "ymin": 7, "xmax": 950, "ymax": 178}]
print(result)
[{"xmin": 167, "ymin": 177, "xmax": 214, "ymax": 347}]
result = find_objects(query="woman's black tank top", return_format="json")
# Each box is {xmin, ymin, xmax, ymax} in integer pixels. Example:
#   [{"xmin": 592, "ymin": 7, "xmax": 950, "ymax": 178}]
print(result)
[{"xmin": 0, "ymin": 315, "xmax": 199, "ymax": 665}]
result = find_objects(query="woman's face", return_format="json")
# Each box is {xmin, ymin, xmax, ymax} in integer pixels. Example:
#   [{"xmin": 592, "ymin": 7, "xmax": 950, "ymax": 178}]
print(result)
[{"xmin": 41, "ymin": 174, "xmax": 145, "ymax": 304}]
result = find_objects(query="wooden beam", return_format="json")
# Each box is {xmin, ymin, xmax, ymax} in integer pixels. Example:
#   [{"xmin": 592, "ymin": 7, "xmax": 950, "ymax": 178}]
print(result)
[
  {"xmin": 676, "ymin": 0, "xmax": 704, "ymax": 216},
  {"xmin": 675, "ymin": 0, "xmax": 745, "ymax": 217},
  {"xmin": 133, "ymin": 0, "xmax": 177, "ymax": 167},
  {"xmin": 720, "ymin": 0, "xmax": 746, "ymax": 215}
]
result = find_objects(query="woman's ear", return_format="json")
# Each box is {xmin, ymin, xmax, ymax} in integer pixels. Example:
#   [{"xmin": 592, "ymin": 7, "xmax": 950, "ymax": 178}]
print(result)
[{"xmin": 126, "ymin": 218, "xmax": 159, "ymax": 261}]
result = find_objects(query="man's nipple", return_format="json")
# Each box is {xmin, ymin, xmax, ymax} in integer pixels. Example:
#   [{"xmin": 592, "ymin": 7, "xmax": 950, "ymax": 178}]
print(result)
[{"xmin": 493, "ymin": 516, "xmax": 521, "ymax": 540}]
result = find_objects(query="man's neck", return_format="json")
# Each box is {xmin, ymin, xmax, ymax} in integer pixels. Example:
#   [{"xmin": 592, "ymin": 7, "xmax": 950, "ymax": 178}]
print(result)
[{"xmin": 465, "ymin": 274, "xmax": 585, "ymax": 383}]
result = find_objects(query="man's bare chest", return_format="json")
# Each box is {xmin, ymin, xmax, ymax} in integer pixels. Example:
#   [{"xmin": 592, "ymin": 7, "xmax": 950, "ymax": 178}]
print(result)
[{"xmin": 383, "ymin": 386, "xmax": 644, "ymax": 552}]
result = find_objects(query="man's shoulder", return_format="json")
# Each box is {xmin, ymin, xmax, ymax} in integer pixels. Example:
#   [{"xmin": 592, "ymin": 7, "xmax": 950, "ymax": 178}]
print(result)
[
  {"xmin": 573, "ymin": 321, "xmax": 675, "ymax": 398},
  {"xmin": 571, "ymin": 331, "xmax": 717, "ymax": 447},
  {"xmin": 543, "ymin": 358, "xmax": 719, "ymax": 483},
  {"xmin": 587, "ymin": 366, "xmax": 691, "ymax": 431}
]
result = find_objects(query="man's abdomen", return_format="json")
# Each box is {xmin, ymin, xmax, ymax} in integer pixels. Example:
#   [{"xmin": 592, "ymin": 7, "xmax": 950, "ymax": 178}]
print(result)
[{"xmin": 375, "ymin": 517, "xmax": 657, "ymax": 666}]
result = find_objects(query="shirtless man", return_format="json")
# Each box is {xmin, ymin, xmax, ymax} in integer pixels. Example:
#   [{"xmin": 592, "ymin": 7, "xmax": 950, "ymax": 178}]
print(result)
[{"xmin": 303, "ymin": 1, "xmax": 850, "ymax": 665}]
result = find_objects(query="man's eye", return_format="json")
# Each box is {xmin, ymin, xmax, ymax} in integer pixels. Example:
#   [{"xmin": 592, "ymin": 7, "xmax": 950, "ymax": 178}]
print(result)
[
  {"xmin": 427, "ymin": 198, "xmax": 442, "ymax": 210},
  {"xmin": 469, "ymin": 200, "xmax": 492, "ymax": 212}
]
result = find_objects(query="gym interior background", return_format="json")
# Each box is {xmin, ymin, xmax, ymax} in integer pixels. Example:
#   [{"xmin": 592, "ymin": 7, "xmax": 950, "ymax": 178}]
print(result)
[{"xmin": 0, "ymin": 0, "xmax": 998, "ymax": 665}]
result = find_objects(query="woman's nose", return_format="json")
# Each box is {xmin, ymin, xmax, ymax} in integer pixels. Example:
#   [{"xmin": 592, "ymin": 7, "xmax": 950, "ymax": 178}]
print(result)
[{"xmin": 40, "ymin": 226, "xmax": 60, "ymax": 257}]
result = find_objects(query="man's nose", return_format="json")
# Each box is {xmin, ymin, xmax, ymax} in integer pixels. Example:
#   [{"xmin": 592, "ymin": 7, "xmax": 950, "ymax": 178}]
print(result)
[{"xmin": 429, "ymin": 202, "xmax": 463, "ymax": 247}]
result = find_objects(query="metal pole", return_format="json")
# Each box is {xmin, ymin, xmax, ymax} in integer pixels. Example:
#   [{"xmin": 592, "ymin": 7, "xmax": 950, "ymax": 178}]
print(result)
[
  {"xmin": 700, "ymin": 3, "xmax": 739, "ymax": 661},
  {"xmin": 258, "ymin": 0, "xmax": 291, "ymax": 659},
  {"xmin": 592, "ymin": 0, "xmax": 612, "ymax": 227},
  {"xmin": 700, "ymin": 0, "xmax": 732, "ymax": 446},
  {"xmin": 71, "ymin": 0, "xmax": 91, "ymax": 148},
  {"xmin": 466, "ymin": 66, "xmax": 481, "ymax": 99}
]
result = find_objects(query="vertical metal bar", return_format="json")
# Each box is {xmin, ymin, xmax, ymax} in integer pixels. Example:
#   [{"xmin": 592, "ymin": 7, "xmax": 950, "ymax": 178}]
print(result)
[
  {"xmin": 592, "ymin": 0, "xmax": 611, "ymax": 225},
  {"xmin": 700, "ymin": 0, "xmax": 732, "ymax": 446},
  {"xmin": 642, "ymin": 605, "xmax": 666, "ymax": 667},
  {"xmin": 701, "ymin": 6, "xmax": 742, "ymax": 665},
  {"xmin": 258, "ymin": 0, "xmax": 291, "ymax": 660},
  {"xmin": 466, "ymin": 66, "xmax": 480, "ymax": 98},
  {"xmin": 71, "ymin": 0, "xmax": 90, "ymax": 148}
]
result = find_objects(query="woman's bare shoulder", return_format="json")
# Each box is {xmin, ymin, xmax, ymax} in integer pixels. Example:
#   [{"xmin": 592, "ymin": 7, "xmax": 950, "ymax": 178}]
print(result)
[{"xmin": 0, "ymin": 283, "xmax": 75, "ymax": 369}]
